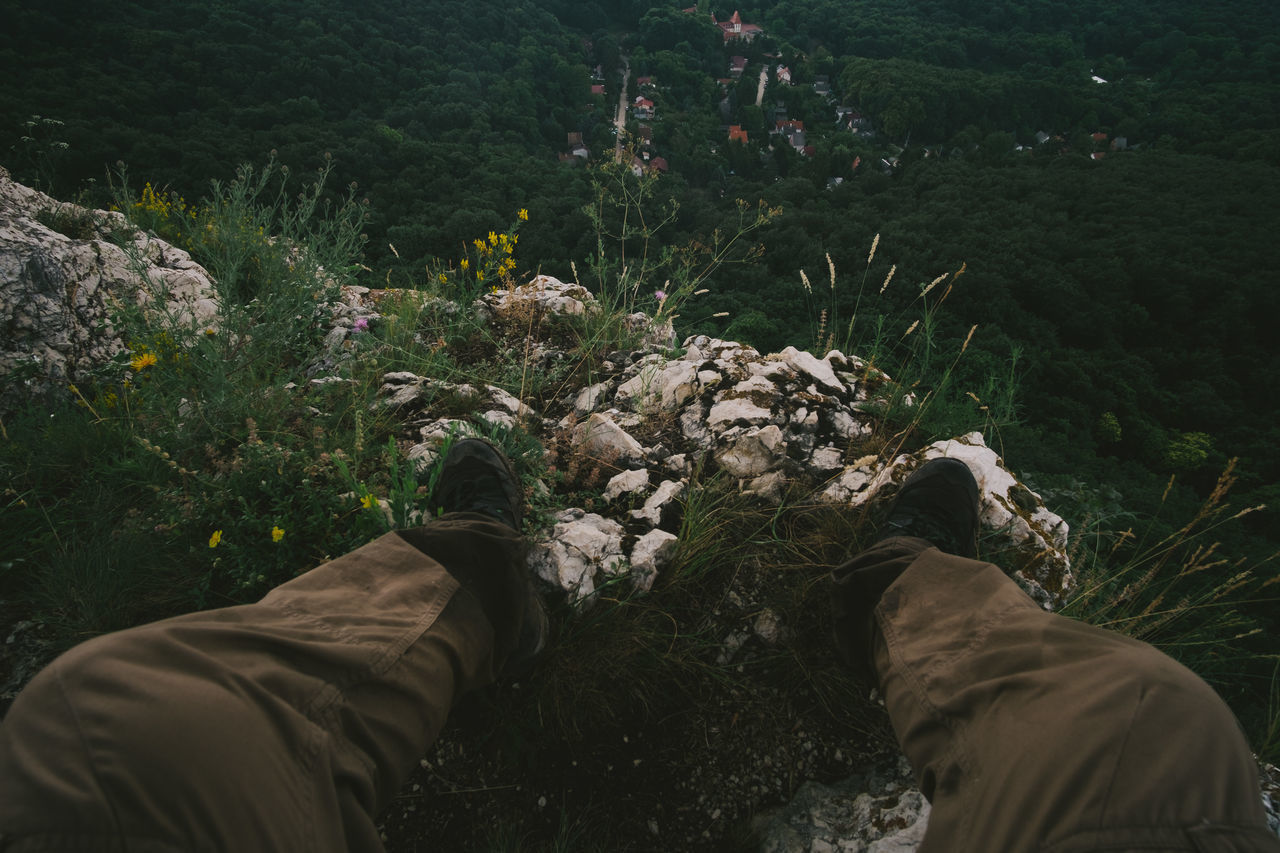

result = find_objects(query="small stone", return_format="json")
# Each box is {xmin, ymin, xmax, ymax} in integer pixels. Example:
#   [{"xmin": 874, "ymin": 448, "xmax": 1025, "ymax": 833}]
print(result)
[
  {"xmin": 574, "ymin": 381, "xmax": 612, "ymax": 414},
  {"xmin": 571, "ymin": 412, "xmax": 646, "ymax": 468},
  {"xmin": 630, "ymin": 529, "xmax": 679, "ymax": 592},
  {"xmin": 716, "ymin": 426, "xmax": 786, "ymax": 478},
  {"xmin": 631, "ymin": 479, "xmax": 686, "ymax": 528},
  {"xmin": 603, "ymin": 468, "xmax": 650, "ymax": 502},
  {"xmin": 777, "ymin": 345, "xmax": 845, "ymax": 393},
  {"xmin": 753, "ymin": 608, "xmax": 781, "ymax": 644},
  {"xmin": 708, "ymin": 397, "xmax": 773, "ymax": 431}
]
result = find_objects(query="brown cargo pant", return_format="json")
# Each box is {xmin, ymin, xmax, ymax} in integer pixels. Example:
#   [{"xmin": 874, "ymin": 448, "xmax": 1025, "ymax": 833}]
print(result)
[
  {"xmin": 834, "ymin": 536, "xmax": 1279, "ymax": 853},
  {"xmin": 1, "ymin": 522, "xmax": 1276, "ymax": 851},
  {"xmin": 0, "ymin": 513, "xmax": 529, "ymax": 853}
]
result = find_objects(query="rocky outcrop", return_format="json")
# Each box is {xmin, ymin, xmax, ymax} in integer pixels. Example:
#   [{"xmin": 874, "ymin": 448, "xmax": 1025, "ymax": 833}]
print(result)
[
  {"xmin": 0, "ymin": 167, "xmax": 217, "ymax": 416},
  {"xmin": 365, "ymin": 275, "xmax": 1073, "ymax": 611}
]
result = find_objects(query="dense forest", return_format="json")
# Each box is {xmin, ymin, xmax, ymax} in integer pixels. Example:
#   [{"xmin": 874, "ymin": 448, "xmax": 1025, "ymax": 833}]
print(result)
[{"xmin": 4, "ymin": 0, "xmax": 1279, "ymax": 557}]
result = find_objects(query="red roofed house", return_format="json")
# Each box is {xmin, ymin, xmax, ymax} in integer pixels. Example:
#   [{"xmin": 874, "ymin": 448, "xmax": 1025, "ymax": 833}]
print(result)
[
  {"xmin": 728, "ymin": 125, "xmax": 749, "ymax": 143},
  {"xmin": 729, "ymin": 56, "xmax": 748, "ymax": 77},
  {"xmin": 713, "ymin": 11, "xmax": 764, "ymax": 42},
  {"xmin": 631, "ymin": 154, "xmax": 668, "ymax": 176},
  {"xmin": 776, "ymin": 65, "xmax": 792, "ymax": 85},
  {"xmin": 591, "ymin": 84, "xmax": 605, "ymax": 95},
  {"xmin": 633, "ymin": 96, "xmax": 655, "ymax": 119}
]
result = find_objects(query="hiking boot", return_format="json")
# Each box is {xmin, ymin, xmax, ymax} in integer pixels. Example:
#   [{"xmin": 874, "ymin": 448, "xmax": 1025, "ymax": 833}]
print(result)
[
  {"xmin": 429, "ymin": 438, "xmax": 524, "ymax": 531},
  {"xmin": 876, "ymin": 457, "xmax": 981, "ymax": 558},
  {"xmin": 427, "ymin": 437, "xmax": 547, "ymax": 673}
]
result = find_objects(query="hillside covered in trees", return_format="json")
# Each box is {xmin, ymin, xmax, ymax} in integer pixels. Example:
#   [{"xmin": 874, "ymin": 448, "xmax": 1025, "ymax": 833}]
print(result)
[{"xmin": 4, "ymin": 0, "xmax": 1278, "ymax": 649}]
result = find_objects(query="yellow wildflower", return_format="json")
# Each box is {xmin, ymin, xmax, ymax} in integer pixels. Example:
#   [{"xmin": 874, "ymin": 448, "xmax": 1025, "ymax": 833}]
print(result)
[
  {"xmin": 271, "ymin": 525, "xmax": 285, "ymax": 543},
  {"xmin": 460, "ymin": 259, "xmax": 469, "ymax": 271},
  {"xmin": 208, "ymin": 529, "xmax": 223, "ymax": 548},
  {"xmin": 130, "ymin": 351, "xmax": 158, "ymax": 372},
  {"xmin": 473, "ymin": 238, "xmax": 486, "ymax": 252},
  {"xmin": 518, "ymin": 208, "xmax": 528, "ymax": 221},
  {"xmin": 488, "ymin": 231, "xmax": 498, "ymax": 245},
  {"xmin": 360, "ymin": 493, "xmax": 376, "ymax": 510},
  {"xmin": 437, "ymin": 272, "xmax": 448, "ymax": 285}
]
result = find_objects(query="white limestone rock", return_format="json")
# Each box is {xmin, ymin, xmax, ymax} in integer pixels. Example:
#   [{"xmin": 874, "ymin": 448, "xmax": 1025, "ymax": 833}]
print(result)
[
  {"xmin": 574, "ymin": 381, "xmax": 613, "ymax": 415},
  {"xmin": 529, "ymin": 509, "xmax": 627, "ymax": 604},
  {"xmin": 406, "ymin": 441, "xmax": 442, "ymax": 478},
  {"xmin": 631, "ymin": 479, "xmax": 686, "ymax": 528},
  {"xmin": 483, "ymin": 274, "xmax": 595, "ymax": 317},
  {"xmin": 681, "ymin": 335, "xmax": 760, "ymax": 366},
  {"xmin": 807, "ymin": 446, "xmax": 845, "ymax": 476},
  {"xmin": 754, "ymin": 756, "xmax": 929, "ymax": 853},
  {"xmin": 819, "ymin": 465, "xmax": 875, "ymax": 503},
  {"xmin": 603, "ymin": 468, "xmax": 650, "ymax": 502},
  {"xmin": 478, "ymin": 409, "xmax": 516, "ymax": 430},
  {"xmin": 776, "ymin": 346, "xmax": 845, "ymax": 394},
  {"xmin": 418, "ymin": 418, "xmax": 474, "ymax": 444},
  {"xmin": 716, "ymin": 425, "xmax": 786, "ymax": 478},
  {"xmin": 485, "ymin": 384, "xmax": 531, "ymax": 417},
  {"xmin": 745, "ymin": 470, "xmax": 789, "ymax": 504},
  {"xmin": 708, "ymin": 396, "xmax": 774, "ymax": 432},
  {"xmin": 827, "ymin": 407, "xmax": 870, "ymax": 440},
  {"xmin": 381, "ymin": 377, "xmax": 427, "ymax": 409},
  {"xmin": 571, "ymin": 412, "xmax": 646, "ymax": 468},
  {"xmin": 630, "ymin": 529, "xmax": 679, "ymax": 592},
  {"xmin": 696, "ymin": 368, "xmax": 723, "ymax": 388},
  {"xmin": 664, "ymin": 453, "xmax": 691, "ymax": 478},
  {"xmin": 0, "ymin": 166, "xmax": 218, "ymax": 415},
  {"xmin": 680, "ymin": 404, "xmax": 713, "ymax": 446},
  {"xmin": 732, "ymin": 374, "xmax": 782, "ymax": 398},
  {"xmin": 616, "ymin": 360, "xmax": 699, "ymax": 412}
]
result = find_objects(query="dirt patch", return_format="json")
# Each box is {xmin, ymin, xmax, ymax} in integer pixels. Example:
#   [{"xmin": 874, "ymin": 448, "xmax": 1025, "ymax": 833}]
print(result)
[{"xmin": 379, "ymin": 501, "xmax": 899, "ymax": 851}]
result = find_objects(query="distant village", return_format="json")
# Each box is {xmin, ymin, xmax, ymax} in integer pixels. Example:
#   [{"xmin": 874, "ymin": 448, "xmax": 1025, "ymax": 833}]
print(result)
[{"xmin": 560, "ymin": 9, "xmax": 1130, "ymax": 182}]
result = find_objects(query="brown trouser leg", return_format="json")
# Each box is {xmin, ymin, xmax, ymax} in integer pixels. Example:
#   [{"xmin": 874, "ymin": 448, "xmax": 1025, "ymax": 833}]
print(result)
[
  {"xmin": 834, "ymin": 537, "xmax": 1280, "ymax": 853},
  {"xmin": 0, "ymin": 514, "xmax": 526, "ymax": 853}
]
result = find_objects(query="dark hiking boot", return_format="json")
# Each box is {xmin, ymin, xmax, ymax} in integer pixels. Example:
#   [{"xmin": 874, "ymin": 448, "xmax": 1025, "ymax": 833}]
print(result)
[
  {"xmin": 429, "ymin": 438, "xmax": 547, "ymax": 673},
  {"xmin": 430, "ymin": 438, "xmax": 524, "ymax": 531},
  {"xmin": 876, "ymin": 457, "xmax": 981, "ymax": 558}
]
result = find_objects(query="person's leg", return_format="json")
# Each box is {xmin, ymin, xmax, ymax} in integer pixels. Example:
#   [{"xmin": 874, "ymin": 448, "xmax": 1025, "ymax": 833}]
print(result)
[
  {"xmin": 832, "ymin": 460, "xmax": 1279, "ymax": 852},
  {"xmin": 0, "ymin": 441, "xmax": 541, "ymax": 852}
]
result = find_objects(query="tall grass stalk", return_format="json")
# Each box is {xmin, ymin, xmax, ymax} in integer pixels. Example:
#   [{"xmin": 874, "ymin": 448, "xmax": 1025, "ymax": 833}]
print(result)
[{"xmin": 1062, "ymin": 460, "xmax": 1279, "ymax": 744}]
